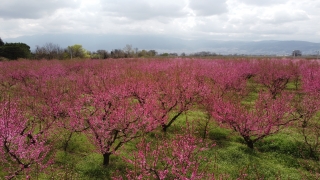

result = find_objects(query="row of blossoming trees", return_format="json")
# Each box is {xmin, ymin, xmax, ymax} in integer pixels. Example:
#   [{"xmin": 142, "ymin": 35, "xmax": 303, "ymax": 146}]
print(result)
[{"xmin": 0, "ymin": 58, "xmax": 319, "ymax": 179}]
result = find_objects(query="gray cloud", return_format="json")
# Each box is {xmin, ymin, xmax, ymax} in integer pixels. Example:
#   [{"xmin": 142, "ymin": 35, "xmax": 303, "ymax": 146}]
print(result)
[
  {"xmin": 189, "ymin": 0, "xmax": 228, "ymax": 16},
  {"xmin": 101, "ymin": 0, "xmax": 187, "ymax": 21},
  {"xmin": 0, "ymin": 0, "xmax": 79, "ymax": 19}
]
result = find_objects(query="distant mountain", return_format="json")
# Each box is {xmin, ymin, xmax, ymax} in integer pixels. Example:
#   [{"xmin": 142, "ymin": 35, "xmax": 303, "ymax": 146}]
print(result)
[{"xmin": 4, "ymin": 34, "xmax": 320, "ymax": 55}]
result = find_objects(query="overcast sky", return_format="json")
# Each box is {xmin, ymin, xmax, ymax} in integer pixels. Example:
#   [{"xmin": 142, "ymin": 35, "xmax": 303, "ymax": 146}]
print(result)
[{"xmin": 1, "ymin": 0, "xmax": 320, "ymax": 42}]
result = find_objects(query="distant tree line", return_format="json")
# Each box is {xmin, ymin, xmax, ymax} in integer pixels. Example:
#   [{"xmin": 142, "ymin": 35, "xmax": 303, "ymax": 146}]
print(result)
[
  {"xmin": 3, "ymin": 37, "xmax": 306, "ymax": 61},
  {"xmin": 0, "ymin": 37, "xmax": 221, "ymax": 61},
  {"xmin": 34, "ymin": 43, "xmax": 91, "ymax": 60},
  {"xmin": 34, "ymin": 43, "xmax": 65, "ymax": 60},
  {"xmin": 189, "ymin": 51, "xmax": 218, "ymax": 57},
  {"xmin": 0, "ymin": 37, "xmax": 272, "ymax": 61},
  {"xmin": 33, "ymin": 43, "xmax": 160, "ymax": 60},
  {"xmin": 89, "ymin": 44, "xmax": 158, "ymax": 59}
]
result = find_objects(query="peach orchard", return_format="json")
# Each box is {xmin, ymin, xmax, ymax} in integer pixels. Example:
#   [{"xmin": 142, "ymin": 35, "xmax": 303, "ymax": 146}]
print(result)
[{"xmin": 0, "ymin": 58, "xmax": 319, "ymax": 179}]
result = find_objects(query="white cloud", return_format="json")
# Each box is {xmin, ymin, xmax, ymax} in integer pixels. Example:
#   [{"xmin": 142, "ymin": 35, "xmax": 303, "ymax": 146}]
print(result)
[
  {"xmin": 0, "ymin": 0, "xmax": 319, "ymax": 43},
  {"xmin": 258, "ymin": 9, "xmax": 310, "ymax": 24},
  {"xmin": 238, "ymin": 0, "xmax": 288, "ymax": 6}
]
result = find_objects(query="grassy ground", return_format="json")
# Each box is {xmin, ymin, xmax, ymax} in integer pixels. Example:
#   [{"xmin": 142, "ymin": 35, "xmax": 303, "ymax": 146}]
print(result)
[{"xmin": 30, "ymin": 109, "xmax": 318, "ymax": 180}]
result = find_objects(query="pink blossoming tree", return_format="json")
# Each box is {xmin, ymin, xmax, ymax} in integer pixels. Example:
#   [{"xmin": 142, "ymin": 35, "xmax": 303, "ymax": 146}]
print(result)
[
  {"xmin": 211, "ymin": 92, "xmax": 295, "ymax": 149},
  {"xmin": 0, "ymin": 100, "xmax": 52, "ymax": 179}
]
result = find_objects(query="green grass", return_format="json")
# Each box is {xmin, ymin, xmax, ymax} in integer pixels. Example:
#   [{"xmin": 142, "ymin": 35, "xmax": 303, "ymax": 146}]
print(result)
[
  {"xmin": 1, "ymin": 112, "xmax": 319, "ymax": 179},
  {"xmin": 206, "ymin": 140, "xmax": 303, "ymax": 179},
  {"xmin": 286, "ymin": 80, "xmax": 300, "ymax": 91},
  {"xmin": 1, "ymin": 81, "xmax": 319, "ymax": 179},
  {"xmin": 68, "ymin": 111, "xmax": 318, "ymax": 179}
]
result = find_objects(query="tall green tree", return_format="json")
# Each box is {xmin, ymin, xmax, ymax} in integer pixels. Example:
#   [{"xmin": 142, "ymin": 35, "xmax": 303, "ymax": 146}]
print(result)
[
  {"xmin": 67, "ymin": 44, "xmax": 90, "ymax": 59},
  {"xmin": 0, "ymin": 42, "xmax": 31, "ymax": 60}
]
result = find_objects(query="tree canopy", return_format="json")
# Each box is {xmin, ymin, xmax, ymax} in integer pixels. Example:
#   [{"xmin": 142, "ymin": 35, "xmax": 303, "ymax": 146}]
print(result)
[
  {"xmin": 67, "ymin": 44, "xmax": 90, "ymax": 59},
  {"xmin": 0, "ymin": 37, "xmax": 4, "ymax": 46},
  {"xmin": 0, "ymin": 42, "xmax": 31, "ymax": 60}
]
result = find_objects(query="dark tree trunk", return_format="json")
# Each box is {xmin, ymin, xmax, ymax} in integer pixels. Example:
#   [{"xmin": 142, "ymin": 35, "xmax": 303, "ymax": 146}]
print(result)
[
  {"xmin": 202, "ymin": 119, "xmax": 210, "ymax": 139},
  {"xmin": 308, "ymin": 146, "xmax": 319, "ymax": 160},
  {"xmin": 161, "ymin": 111, "xmax": 184, "ymax": 132},
  {"xmin": 244, "ymin": 136, "xmax": 254, "ymax": 149},
  {"xmin": 162, "ymin": 124, "xmax": 168, "ymax": 132},
  {"xmin": 246, "ymin": 141, "xmax": 254, "ymax": 149},
  {"xmin": 103, "ymin": 152, "xmax": 112, "ymax": 166},
  {"xmin": 63, "ymin": 132, "xmax": 73, "ymax": 152}
]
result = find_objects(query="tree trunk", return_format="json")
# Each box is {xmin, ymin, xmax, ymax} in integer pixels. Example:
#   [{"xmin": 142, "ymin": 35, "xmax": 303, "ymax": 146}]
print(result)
[
  {"xmin": 63, "ymin": 132, "xmax": 73, "ymax": 152},
  {"xmin": 103, "ymin": 152, "xmax": 112, "ymax": 166},
  {"xmin": 244, "ymin": 136, "xmax": 254, "ymax": 149},
  {"xmin": 246, "ymin": 141, "xmax": 254, "ymax": 149},
  {"xmin": 162, "ymin": 124, "xmax": 168, "ymax": 132},
  {"xmin": 308, "ymin": 146, "xmax": 319, "ymax": 160},
  {"xmin": 202, "ymin": 119, "xmax": 210, "ymax": 139}
]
